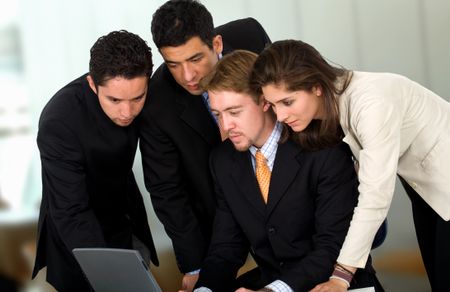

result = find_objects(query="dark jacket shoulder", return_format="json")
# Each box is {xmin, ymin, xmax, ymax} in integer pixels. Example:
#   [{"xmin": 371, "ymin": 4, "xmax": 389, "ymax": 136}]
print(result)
[
  {"xmin": 39, "ymin": 74, "xmax": 90, "ymax": 127},
  {"xmin": 146, "ymin": 65, "xmax": 185, "ymax": 108},
  {"xmin": 302, "ymin": 141, "xmax": 354, "ymax": 166},
  {"xmin": 215, "ymin": 17, "xmax": 271, "ymax": 54}
]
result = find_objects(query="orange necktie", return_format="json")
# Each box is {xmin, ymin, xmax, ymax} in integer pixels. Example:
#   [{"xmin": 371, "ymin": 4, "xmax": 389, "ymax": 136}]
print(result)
[{"xmin": 255, "ymin": 150, "xmax": 271, "ymax": 203}]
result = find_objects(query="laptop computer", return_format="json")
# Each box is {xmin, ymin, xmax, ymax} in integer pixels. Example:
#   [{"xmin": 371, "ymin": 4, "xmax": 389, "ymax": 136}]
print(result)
[{"xmin": 72, "ymin": 248, "xmax": 162, "ymax": 292}]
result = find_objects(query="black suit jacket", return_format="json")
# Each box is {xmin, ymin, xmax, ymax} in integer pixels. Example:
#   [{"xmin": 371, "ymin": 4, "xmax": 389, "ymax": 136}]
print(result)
[
  {"xmin": 196, "ymin": 139, "xmax": 378, "ymax": 291},
  {"xmin": 139, "ymin": 18, "xmax": 271, "ymax": 272},
  {"xmin": 32, "ymin": 75, "xmax": 158, "ymax": 291}
]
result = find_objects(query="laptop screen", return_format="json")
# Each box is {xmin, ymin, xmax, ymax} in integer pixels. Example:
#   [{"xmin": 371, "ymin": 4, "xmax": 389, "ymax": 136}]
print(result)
[{"xmin": 73, "ymin": 248, "xmax": 162, "ymax": 292}]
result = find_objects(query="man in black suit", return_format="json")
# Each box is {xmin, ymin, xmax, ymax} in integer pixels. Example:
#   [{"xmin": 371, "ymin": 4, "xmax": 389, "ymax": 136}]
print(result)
[
  {"xmin": 193, "ymin": 50, "xmax": 383, "ymax": 291},
  {"xmin": 139, "ymin": 1, "xmax": 271, "ymax": 290},
  {"xmin": 32, "ymin": 30, "xmax": 158, "ymax": 291}
]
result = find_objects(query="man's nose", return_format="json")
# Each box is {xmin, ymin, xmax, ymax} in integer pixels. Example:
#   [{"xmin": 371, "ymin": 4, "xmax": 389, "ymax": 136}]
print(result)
[
  {"xmin": 221, "ymin": 115, "xmax": 233, "ymax": 132},
  {"xmin": 182, "ymin": 63, "xmax": 195, "ymax": 82},
  {"xmin": 120, "ymin": 102, "xmax": 132, "ymax": 118}
]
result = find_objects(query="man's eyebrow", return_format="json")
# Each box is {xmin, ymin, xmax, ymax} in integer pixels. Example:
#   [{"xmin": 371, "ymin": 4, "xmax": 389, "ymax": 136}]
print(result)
[
  {"xmin": 105, "ymin": 95, "xmax": 121, "ymax": 100},
  {"xmin": 105, "ymin": 91, "xmax": 146, "ymax": 101},
  {"xmin": 222, "ymin": 105, "xmax": 243, "ymax": 112},
  {"xmin": 165, "ymin": 52, "xmax": 204, "ymax": 64},
  {"xmin": 210, "ymin": 105, "xmax": 242, "ymax": 113},
  {"xmin": 186, "ymin": 53, "xmax": 203, "ymax": 61},
  {"xmin": 132, "ymin": 92, "xmax": 146, "ymax": 99}
]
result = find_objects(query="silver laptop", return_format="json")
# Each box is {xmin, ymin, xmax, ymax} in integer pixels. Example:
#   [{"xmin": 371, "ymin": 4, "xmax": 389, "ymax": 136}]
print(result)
[{"xmin": 73, "ymin": 248, "xmax": 162, "ymax": 292}]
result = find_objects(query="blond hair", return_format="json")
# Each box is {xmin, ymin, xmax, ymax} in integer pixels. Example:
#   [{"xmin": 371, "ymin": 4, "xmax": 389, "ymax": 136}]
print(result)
[{"xmin": 200, "ymin": 50, "xmax": 261, "ymax": 104}]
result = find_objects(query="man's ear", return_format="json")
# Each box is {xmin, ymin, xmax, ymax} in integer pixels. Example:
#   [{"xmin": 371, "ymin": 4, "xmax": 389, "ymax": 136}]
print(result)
[
  {"xmin": 86, "ymin": 75, "xmax": 97, "ymax": 94},
  {"xmin": 262, "ymin": 99, "xmax": 271, "ymax": 112},
  {"xmin": 212, "ymin": 35, "xmax": 223, "ymax": 56}
]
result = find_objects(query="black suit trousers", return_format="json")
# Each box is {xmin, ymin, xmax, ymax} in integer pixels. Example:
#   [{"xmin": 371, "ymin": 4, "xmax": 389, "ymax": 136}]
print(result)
[{"xmin": 400, "ymin": 176, "xmax": 450, "ymax": 292}]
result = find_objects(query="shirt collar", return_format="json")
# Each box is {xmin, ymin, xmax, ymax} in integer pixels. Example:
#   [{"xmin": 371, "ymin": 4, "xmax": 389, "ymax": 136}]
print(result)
[{"xmin": 249, "ymin": 122, "xmax": 282, "ymax": 170}]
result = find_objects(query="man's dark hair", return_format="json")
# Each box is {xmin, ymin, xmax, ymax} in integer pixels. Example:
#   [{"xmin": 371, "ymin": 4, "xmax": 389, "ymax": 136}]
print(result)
[
  {"xmin": 89, "ymin": 30, "xmax": 153, "ymax": 87},
  {"xmin": 151, "ymin": 0, "xmax": 214, "ymax": 49}
]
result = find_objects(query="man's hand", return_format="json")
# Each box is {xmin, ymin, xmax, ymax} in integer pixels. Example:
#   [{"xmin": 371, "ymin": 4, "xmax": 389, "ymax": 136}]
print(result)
[
  {"xmin": 178, "ymin": 273, "xmax": 199, "ymax": 292},
  {"xmin": 309, "ymin": 278, "xmax": 348, "ymax": 292}
]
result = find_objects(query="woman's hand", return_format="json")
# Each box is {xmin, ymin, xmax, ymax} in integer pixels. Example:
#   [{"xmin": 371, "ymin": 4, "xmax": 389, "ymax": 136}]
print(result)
[{"xmin": 309, "ymin": 278, "xmax": 348, "ymax": 292}]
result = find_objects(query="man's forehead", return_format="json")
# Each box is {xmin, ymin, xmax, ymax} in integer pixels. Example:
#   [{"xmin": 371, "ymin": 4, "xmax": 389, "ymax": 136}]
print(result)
[
  {"xmin": 210, "ymin": 92, "xmax": 254, "ymax": 109},
  {"xmin": 160, "ymin": 36, "xmax": 212, "ymax": 61}
]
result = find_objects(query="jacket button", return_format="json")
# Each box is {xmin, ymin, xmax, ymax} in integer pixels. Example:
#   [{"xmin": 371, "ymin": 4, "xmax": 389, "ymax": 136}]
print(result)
[
  {"xmin": 268, "ymin": 227, "xmax": 276, "ymax": 235},
  {"xmin": 279, "ymin": 261, "xmax": 284, "ymax": 267}
]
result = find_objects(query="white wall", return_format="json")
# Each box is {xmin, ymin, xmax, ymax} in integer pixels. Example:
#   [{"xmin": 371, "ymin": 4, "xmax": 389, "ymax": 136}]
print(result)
[
  {"xmin": 19, "ymin": 0, "xmax": 450, "ymax": 120},
  {"xmin": 206, "ymin": 0, "xmax": 450, "ymax": 98}
]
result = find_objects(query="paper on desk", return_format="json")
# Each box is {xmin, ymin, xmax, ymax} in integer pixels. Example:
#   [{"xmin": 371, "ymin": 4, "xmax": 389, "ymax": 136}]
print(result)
[{"xmin": 348, "ymin": 287, "xmax": 375, "ymax": 292}]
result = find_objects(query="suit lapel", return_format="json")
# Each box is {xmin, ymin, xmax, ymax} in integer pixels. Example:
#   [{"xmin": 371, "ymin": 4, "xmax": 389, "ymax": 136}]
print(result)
[
  {"xmin": 266, "ymin": 140, "xmax": 303, "ymax": 217},
  {"xmin": 231, "ymin": 150, "xmax": 266, "ymax": 217},
  {"xmin": 177, "ymin": 91, "xmax": 220, "ymax": 146}
]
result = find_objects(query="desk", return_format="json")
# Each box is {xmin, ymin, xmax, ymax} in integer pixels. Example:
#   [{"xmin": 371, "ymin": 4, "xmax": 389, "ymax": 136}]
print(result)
[{"xmin": 0, "ymin": 209, "xmax": 38, "ymax": 282}]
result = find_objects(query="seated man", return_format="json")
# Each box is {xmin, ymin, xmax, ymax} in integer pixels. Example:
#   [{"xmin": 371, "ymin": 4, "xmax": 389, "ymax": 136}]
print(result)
[{"xmin": 193, "ymin": 50, "xmax": 383, "ymax": 291}]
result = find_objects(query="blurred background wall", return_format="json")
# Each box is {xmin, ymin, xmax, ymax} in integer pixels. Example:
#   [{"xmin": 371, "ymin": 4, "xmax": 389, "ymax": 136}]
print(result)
[{"xmin": 1, "ymin": 0, "xmax": 449, "ymax": 291}]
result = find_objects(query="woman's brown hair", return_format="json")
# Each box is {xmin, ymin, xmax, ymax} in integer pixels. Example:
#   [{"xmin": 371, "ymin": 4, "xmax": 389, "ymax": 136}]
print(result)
[{"xmin": 249, "ymin": 39, "xmax": 352, "ymax": 151}]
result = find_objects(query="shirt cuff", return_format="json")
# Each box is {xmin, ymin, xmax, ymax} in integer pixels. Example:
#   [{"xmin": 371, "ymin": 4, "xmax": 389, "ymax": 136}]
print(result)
[
  {"xmin": 266, "ymin": 280, "xmax": 294, "ymax": 292},
  {"xmin": 194, "ymin": 287, "xmax": 212, "ymax": 292},
  {"xmin": 186, "ymin": 269, "xmax": 201, "ymax": 275},
  {"xmin": 194, "ymin": 279, "xmax": 292, "ymax": 292}
]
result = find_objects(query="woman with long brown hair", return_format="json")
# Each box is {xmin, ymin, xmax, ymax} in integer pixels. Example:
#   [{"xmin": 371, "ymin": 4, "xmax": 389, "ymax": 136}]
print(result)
[{"xmin": 250, "ymin": 39, "xmax": 450, "ymax": 292}]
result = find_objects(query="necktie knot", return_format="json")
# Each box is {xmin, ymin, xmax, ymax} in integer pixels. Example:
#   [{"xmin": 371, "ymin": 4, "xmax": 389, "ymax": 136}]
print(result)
[{"xmin": 255, "ymin": 150, "xmax": 271, "ymax": 204}]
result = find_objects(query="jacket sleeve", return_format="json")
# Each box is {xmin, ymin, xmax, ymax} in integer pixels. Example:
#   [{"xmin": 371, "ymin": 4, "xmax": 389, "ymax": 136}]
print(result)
[
  {"xmin": 338, "ymin": 92, "xmax": 401, "ymax": 267},
  {"xmin": 195, "ymin": 153, "xmax": 250, "ymax": 292},
  {"xmin": 37, "ymin": 119, "xmax": 106, "ymax": 251},
  {"xmin": 139, "ymin": 113, "xmax": 208, "ymax": 273}
]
